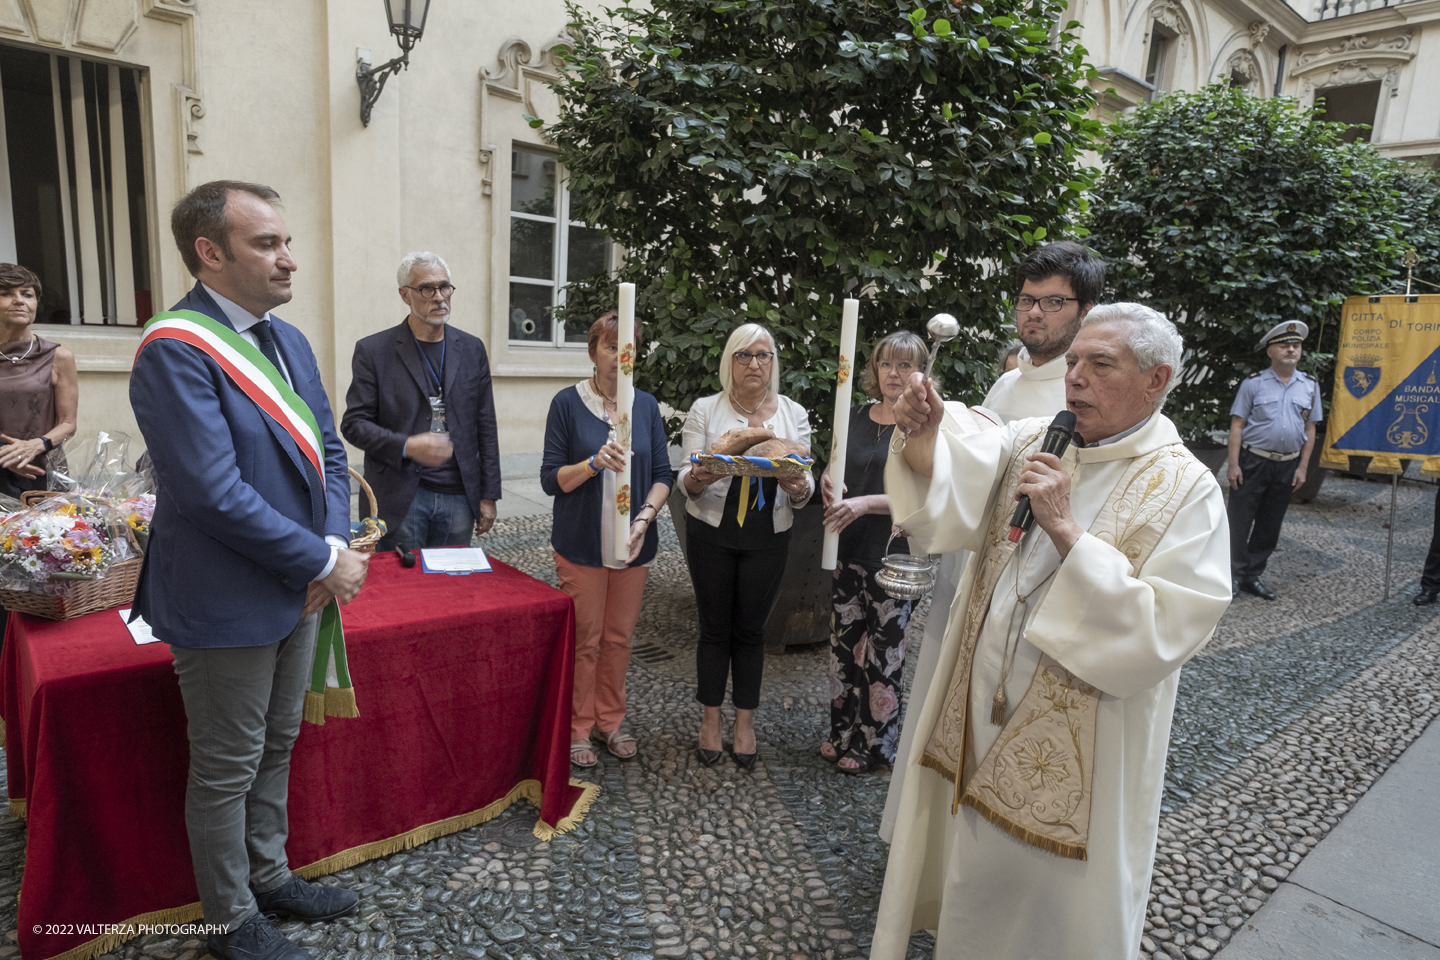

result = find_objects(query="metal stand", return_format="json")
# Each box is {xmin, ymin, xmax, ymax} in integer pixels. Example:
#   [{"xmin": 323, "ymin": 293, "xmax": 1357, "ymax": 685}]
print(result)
[{"xmin": 1385, "ymin": 473, "xmax": 1398, "ymax": 600}]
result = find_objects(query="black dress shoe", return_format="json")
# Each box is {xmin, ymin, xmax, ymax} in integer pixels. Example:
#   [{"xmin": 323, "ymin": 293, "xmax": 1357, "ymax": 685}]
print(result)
[
  {"xmin": 254, "ymin": 875, "xmax": 359, "ymax": 922},
  {"xmin": 696, "ymin": 745, "xmax": 723, "ymax": 766},
  {"xmin": 1415, "ymin": 588, "xmax": 1440, "ymax": 606},
  {"xmin": 1238, "ymin": 579, "xmax": 1276, "ymax": 601},
  {"xmin": 1232, "ymin": 579, "xmax": 1240, "ymax": 600},
  {"xmin": 208, "ymin": 914, "xmax": 309, "ymax": 960}
]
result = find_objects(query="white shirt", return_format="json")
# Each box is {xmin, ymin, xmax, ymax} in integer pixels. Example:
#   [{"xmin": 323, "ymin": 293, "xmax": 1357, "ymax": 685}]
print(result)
[
  {"xmin": 980, "ymin": 349, "xmax": 1068, "ymax": 424},
  {"xmin": 676, "ymin": 392, "xmax": 815, "ymax": 532},
  {"xmin": 201, "ymin": 283, "xmax": 344, "ymax": 581}
]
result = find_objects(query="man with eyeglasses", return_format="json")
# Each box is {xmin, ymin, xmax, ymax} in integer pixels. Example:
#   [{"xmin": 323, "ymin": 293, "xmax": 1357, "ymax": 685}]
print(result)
[
  {"xmin": 981, "ymin": 241, "xmax": 1106, "ymax": 424},
  {"xmin": 880, "ymin": 241, "xmax": 1105, "ymax": 844},
  {"xmin": 342, "ymin": 251, "xmax": 501, "ymax": 550}
]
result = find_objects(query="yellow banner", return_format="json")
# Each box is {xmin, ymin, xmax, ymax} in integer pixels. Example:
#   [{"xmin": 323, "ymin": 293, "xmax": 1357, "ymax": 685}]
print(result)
[{"xmin": 1323, "ymin": 294, "xmax": 1440, "ymax": 476}]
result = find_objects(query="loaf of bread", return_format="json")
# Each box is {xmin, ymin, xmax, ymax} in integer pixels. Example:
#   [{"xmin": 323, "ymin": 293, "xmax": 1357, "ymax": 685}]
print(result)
[
  {"xmin": 710, "ymin": 427, "xmax": 774, "ymax": 455},
  {"xmin": 742, "ymin": 438, "xmax": 810, "ymax": 459}
]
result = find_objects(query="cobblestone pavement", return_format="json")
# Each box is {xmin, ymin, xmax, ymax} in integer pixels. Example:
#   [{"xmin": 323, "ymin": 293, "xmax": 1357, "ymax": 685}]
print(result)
[{"xmin": 0, "ymin": 473, "xmax": 1436, "ymax": 960}]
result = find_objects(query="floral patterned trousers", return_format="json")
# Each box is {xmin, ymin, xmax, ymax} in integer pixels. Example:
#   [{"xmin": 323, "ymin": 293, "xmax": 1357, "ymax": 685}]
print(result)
[{"xmin": 828, "ymin": 560, "xmax": 914, "ymax": 765}]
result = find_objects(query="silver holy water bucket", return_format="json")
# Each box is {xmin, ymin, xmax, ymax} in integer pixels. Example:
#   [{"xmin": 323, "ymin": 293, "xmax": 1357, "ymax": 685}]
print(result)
[{"xmin": 874, "ymin": 531, "xmax": 937, "ymax": 600}]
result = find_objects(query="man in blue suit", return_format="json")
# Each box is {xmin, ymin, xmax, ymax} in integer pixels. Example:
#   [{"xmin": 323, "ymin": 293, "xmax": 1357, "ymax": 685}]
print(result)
[{"xmin": 131, "ymin": 181, "xmax": 369, "ymax": 960}]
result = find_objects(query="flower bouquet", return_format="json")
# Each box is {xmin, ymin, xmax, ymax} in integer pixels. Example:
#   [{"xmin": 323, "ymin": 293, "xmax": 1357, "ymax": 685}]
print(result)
[
  {"xmin": 116, "ymin": 494, "xmax": 156, "ymax": 553},
  {"xmin": 0, "ymin": 494, "xmax": 144, "ymax": 620}
]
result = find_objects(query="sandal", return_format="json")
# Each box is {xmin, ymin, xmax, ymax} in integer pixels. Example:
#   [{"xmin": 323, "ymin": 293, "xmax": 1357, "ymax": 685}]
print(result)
[
  {"xmin": 819, "ymin": 742, "xmax": 841, "ymax": 763},
  {"xmin": 570, "ymin": 739, "xmax": 597, "ymax": 768},
  {"xmin": 837, "ymin": 747, "xmax": 877, "ymax": 775},
  {"xmin": 597, "ymin": 728, "xmax": 639, "ymax": 761}
]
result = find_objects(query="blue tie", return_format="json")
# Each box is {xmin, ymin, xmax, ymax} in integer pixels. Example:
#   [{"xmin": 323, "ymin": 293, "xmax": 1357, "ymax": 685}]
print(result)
[{"xmin": 253, "ymin": 319, "xmax": 325, "ymax": 536}]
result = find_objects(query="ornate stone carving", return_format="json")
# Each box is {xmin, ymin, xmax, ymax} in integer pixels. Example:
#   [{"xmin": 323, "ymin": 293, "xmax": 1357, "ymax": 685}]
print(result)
[
  {"xmin": 1297, "ymin": 30, "xmax": 1413, "ymax": 68},
  {"xmin": 1150, "ymin": 0, "xmax": 1189, "ymax": 36},
  {"xmin": 1226, "ymin": 49, "xmax": 1262, "ymax": 89},
  {"xmin": 180, "ymin": 87, "xmax": 203, "ymax": 154},
  {"xmin": 1247, "ymin": 21, "xmax": 1270, "ymax": 48},
  {"xmin": 1299, "ymin": 59, "xmax": 1401, "ymax": 99}
]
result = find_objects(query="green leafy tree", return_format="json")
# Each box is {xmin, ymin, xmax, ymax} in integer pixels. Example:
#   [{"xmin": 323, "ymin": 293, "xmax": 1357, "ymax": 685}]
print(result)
[
  {"xmin": 1086, "ymin": 83, "xmax": 1413, "ymax": 441},
  {"xmin": 545, "ymin": 0, "xmax": 1100, "ymax": 455}
]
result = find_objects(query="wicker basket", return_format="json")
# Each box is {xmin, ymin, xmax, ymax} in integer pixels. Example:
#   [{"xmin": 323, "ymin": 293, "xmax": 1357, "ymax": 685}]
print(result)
[
  {"xmin": 2, "ymin": 491, "xmax": 144, "ymax": 620},
  {"xmin": 691, "ymin": 453, "xmax": 814, "ymax": 478},
  {"xmin": 349, "ymin": 467, "xmax": 386, "ymax": 553}
]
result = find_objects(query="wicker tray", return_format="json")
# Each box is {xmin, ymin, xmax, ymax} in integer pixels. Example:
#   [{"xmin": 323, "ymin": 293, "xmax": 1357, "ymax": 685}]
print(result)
[
  {"xmin": 349, "ymin": 467, "xmax": 386, "ymax": 553},
  {"xmin": 1, "ymin": 491, "xmax": 144, "ymax": 620},
  {"xmin": 691, "ymin": 453, "xmax": 813, "ymax": 478}
]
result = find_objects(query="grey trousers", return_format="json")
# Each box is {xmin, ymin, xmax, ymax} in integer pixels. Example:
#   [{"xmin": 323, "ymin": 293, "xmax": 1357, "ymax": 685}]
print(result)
[{"xmin": 170, "ymin": 613, "xmax": 319, "ymax": 927}]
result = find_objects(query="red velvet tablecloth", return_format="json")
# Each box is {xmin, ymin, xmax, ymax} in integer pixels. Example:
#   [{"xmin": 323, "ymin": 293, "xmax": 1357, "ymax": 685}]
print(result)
[{"xmin": 2, "ymin": 554, "xmax": 589, "ymax": 960}]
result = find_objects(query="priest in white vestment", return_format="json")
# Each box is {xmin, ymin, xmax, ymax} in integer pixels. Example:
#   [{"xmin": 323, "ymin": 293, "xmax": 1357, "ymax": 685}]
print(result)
[
  {"xmin": 872, "ymin": 303, "xmax": 1232, "ymax": 960},
  {"xmin": 881, "ymin": 243, "xmax": 1103, "ymax": 842}
]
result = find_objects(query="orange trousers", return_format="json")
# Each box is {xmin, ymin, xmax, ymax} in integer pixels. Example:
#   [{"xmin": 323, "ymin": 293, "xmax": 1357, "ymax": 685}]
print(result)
[{"xmin": 553, "ymin": 552, "xmax": 649, "ymax": 742}]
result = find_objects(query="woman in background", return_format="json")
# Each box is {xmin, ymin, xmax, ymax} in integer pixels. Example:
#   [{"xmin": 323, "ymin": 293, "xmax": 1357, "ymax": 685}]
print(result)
[
  {"xmin": 542, "ymin": 312, "xmax": 673, "ymax": 768},
  {"xmin": 678, "ymin": 323, "xmax": 814, "ymax": 770},
  {"xmin": 0, "ymin": 263, "xmax": 75, "ymax": 499},
  {"xmin": 818, "ymin": 331, "xmax": 926, "ymax": 773}
]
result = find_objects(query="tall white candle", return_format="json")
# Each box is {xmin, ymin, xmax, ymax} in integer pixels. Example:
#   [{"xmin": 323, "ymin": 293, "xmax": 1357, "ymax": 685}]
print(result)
[
  {"xmin": 821, "ymin": 298, "xmax": 859, "ymax": 570},
  {"xmin": 615, "ymin": 282, "xmax": 637, "ymax": 561}
]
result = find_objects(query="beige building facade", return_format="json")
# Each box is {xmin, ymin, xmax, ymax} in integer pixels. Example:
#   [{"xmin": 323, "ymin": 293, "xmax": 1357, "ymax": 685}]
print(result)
[
  {"xmin": 0, "ymin": 0, "xmax": 1434, "ymax": 477},
  {"xmin": 1078, "ymin": 0, "xmax": 1440, "ymax": 160}
]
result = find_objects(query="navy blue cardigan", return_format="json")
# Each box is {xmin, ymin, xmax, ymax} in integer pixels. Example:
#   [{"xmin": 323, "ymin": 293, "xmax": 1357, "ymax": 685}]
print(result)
[{"xmin": 541, "ymin": 386, "xmax": 674, "ymax": 567}]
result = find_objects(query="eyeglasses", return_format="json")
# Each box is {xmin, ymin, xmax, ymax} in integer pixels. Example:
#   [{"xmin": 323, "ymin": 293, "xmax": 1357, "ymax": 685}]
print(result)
[
  {"xmin": 733, "ymin": 350, "xmax": 774, "ymax": 367},
  {"xmin": 1015, "ymin": 295, "xmax": 1078, "ymax": 314},
  {"xmin": 405, "ymin": 283, "xmax": 456, "ymax": 300}
]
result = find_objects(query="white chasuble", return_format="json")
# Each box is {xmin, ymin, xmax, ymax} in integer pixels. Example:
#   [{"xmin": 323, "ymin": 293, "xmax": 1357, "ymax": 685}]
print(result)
[
  {"xmin": 871, "ymin": 412, "xmax": 1232, "ymax": 960},
  {"xmin": 881, "ymin": 353, "xmax": 1067, "ymax": 843}
]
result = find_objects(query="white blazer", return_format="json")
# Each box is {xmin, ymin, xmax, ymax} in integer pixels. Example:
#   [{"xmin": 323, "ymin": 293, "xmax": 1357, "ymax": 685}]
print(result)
[{"xmin": 678, "ymin": 392, "xmax": 816, "ymax": 532}]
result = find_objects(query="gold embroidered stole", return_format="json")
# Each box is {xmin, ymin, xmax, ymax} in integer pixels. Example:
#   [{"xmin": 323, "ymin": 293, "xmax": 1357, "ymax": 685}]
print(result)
[{"xmin": 918, "ymin": 437, "xmax": 1210, "ymax": 861}]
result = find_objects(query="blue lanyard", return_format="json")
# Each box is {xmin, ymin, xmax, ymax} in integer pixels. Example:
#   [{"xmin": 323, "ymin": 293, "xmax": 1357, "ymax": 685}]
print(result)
[{"xmin": 412, "ymin": 333, "xmax": 445, "ymax": 396}]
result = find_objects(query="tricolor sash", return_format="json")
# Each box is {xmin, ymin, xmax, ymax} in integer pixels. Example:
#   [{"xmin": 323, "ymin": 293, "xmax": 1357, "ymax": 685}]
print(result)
[{"xmin": 137, "ymin": 310, "xmax": 358, "ymax": 724}]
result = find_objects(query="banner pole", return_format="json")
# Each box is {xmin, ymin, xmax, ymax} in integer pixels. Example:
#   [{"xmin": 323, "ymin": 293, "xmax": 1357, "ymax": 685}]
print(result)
[{"xmin": 1385, "ymin": 473, "xmax": 1398, "ymax": 600}]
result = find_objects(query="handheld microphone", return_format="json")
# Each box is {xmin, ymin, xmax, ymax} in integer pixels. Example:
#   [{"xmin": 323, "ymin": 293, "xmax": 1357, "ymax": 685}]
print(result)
[
  {"xmin": 396, "ymin": 543, "xmax": 417, "ymax": 568},
  {"xmin": 1008, "ymin": 410, "xmax": 1080, "ymax": 542}
]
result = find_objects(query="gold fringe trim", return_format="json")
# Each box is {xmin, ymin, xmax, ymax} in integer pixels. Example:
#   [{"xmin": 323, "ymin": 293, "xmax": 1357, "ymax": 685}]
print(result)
[
  {"xmin": 533, "ymin": 778, "xmax": 601, "ymax": 841},
  {"xmin": 323, "ymin": 685, "xmax": 359, "ymax": 719},
  {"xmin": 1422, "ymin": 456, "xmax": 1440, "ymax": 479},
  {"xmin": 959, "ymin": 793, "xmax": 1088, "ymax": 862},
  {"xmin": 1320, "ymin": 449, "xmax": 1349, "ymax": 470},
  {"xmin": 7, "ymin": 798, "xmax": 24, "ymax": 819},
  {"xmin": 1368, "ymin": 454, "xmax": 1404, "ymax": 475},
  {"xmin": 295, "ymin": 776, "xmax": 600, "ymax": 878},
  {"xmin": 26, "ymin": 777, "xmax": 600, "ymax": 960},
  {"xmin": 917, "ymin": 752, "xmax": 958, "ymax": 785},
  {"xmin": 41, "ymin": 901, "xmax": 203, "ymax": 960},
  {"xmin": 302, "ymin": 689, "xmax": 327, "ymax": 726}
]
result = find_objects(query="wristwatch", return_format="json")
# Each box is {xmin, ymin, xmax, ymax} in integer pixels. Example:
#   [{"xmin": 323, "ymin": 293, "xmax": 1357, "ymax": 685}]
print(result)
[{"xmin": 40, "ymin": 437, "xmax": 53, "ymax": 454}]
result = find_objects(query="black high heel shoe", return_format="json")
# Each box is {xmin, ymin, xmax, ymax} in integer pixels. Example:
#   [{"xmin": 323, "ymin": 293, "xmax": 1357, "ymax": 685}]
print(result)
[
  {"xmin": 731, "ymin": 749, "xmax": 757, "ymax": 771},
  {"xmin": 696, "ymin": 744, "xmax": 723, "ymax": 766}
]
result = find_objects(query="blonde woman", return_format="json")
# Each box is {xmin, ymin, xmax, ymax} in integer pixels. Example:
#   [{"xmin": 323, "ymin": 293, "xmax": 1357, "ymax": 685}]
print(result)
[
  {"xmin": 678, "ymin": 323, "xmax": 814, "ymax": 770},
  {"xmin": 818, "ymin": 331, "xmax": 926, "ymax": 773}
]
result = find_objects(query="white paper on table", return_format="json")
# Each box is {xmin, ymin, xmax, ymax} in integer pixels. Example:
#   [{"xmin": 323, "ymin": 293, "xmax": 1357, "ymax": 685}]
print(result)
[
  {"xmin": 420, "ymin": 547, "xmax": 493, "ymax": 574},
  {"xmin": 117, "ymin": 608, "xmax": 160, "ymax": 645}
]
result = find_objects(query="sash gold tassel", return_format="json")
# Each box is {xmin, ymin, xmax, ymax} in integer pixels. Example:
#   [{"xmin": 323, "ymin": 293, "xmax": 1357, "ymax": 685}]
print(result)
[
  {"xmin": 960, "ymin": 793, "xmax": 1089, "ymax": 861},
  {"xmin": 990, "ymin": 686, "xmax": 1007, "ymax": 726},
  {"xmin": 325, "ymin": 685, "xmax": 360, "ymax": 719},
  {"xmin": 303, "ymin": 690, "xmax": 328, "ymax": 726}
]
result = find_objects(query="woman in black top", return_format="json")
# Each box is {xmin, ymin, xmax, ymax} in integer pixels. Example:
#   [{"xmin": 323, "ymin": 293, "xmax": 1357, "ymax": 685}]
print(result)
[{"xmin": 818, "ymin": 331, "xmax": 928, "ymax": 773}]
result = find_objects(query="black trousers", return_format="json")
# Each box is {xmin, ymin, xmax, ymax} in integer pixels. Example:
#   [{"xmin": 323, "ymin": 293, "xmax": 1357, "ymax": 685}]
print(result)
[
  {"xmin": 686, "ymin": 534, "xmax": 789, "ymax": 710},
  {"xmin": 1227, "ymin": 449, "xmax": 1300, "ymax": 580},
  {"xmin": 1422, "ymin": 484, "xmax": 1440, "ymax": 591}
]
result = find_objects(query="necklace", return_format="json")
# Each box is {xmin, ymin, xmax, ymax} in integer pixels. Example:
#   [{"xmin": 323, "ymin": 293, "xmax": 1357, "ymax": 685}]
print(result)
[
  {"xmin": 590, "ymin": 377, "xmax": 616, "ymax": 405},
  {"xmin": 731, "ymin": 389, "xmax": 768, "ymax": 416},
  {"xmin": 0, "ymin": 336, "xmax": 35, "ymax": 364}
]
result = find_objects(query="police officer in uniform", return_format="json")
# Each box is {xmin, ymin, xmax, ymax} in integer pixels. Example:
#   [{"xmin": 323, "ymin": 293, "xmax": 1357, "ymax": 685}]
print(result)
[{"xmin": 1227, "ymin": 321, "xmax": 1323, "ymax": 600}]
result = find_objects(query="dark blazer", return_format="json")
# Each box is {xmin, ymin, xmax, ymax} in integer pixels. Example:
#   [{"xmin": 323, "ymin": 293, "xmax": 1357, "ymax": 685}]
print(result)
[
  {"xmin": 341, "ymin": 319, "xmax": 500, "ymax": 536},
  {"xmin": 129, "ymin": 283, "xmax": 352, "ymax": 649}
]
